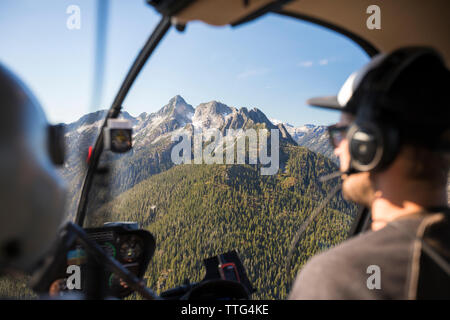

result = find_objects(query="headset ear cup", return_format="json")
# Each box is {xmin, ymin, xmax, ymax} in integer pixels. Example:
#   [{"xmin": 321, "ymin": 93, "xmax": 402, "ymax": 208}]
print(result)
[
  {"xmin": 348, "ymin": 122, "xmax": 384, "ymax": 172},
  {"xmin": 376, "ymin": 125, "xmax": 400, "ymax": 171}
]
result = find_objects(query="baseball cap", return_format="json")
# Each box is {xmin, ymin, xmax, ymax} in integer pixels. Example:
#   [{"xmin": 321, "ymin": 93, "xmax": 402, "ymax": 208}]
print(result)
[
  {"xmin": 307, "ymin": 53, "xmax": 387, "ymax": 114},
  {"xmin": 307, "ymin": 47, "xmax": 450, "ymax": 145}
]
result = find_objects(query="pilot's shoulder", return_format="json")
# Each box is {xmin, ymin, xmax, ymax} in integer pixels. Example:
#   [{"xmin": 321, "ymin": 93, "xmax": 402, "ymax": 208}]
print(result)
[{"xmin": 289, "ymin": 226, "xmax": 410, "ymax": 299}]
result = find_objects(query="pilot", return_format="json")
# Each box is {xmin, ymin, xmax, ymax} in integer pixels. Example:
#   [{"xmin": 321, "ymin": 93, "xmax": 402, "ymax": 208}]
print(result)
[
  {"xmin": 289, "ymin": 47, "xmax": 450, "ymax": 299},
  {"xmin": 0, "ymin": 63, "xmax": 66, "ymax": 279}
]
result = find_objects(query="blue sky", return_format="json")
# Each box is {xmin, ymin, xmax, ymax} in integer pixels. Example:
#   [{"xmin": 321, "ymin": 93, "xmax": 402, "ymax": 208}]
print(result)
[{"xmin": 0, "ymin": 0, "xmax": 369, "ymax": 126}]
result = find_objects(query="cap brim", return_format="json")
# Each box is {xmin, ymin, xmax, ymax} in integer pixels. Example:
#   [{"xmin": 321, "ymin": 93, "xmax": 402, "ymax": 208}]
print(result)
[{"xmin": 306, "ymin": 96, "xmax": 343, "ymax": 110}]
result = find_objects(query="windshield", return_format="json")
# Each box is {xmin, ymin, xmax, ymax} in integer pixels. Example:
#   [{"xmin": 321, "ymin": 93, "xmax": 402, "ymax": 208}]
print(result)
[
  {"xmin": 0, "ymin": 1, "xmax": 369, "ymax": 300},
  {"xmin": 80, "ymin": 9, "xmax": 369, "ymax": 300}
]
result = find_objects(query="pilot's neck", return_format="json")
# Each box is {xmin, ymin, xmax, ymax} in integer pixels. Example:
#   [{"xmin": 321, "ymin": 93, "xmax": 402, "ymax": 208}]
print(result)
[{"xmin": 369, "ymin": 160, "xmax": 447, "ymax": 231}]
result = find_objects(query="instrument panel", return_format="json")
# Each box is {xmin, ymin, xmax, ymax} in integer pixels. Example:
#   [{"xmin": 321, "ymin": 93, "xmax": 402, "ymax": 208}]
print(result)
[{"xmin": 38, "ymin": 223, "xmax": 156, "ymax": 299}]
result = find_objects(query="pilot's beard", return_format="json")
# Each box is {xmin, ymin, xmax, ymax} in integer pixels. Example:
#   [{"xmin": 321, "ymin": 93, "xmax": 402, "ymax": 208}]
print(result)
[{"xmin": 342, "ymin": 171, "xmax": 375, "ymax": 207}]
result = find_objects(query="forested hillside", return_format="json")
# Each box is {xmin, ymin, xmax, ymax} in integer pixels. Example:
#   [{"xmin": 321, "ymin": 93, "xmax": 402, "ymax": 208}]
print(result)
[
  {"xmin": 87, "ymin": 145, "xmax": 356, "ymax": 299},
  {"xmin": 0, "ymin": 97, "xmax": 356, "ymax": 300}
]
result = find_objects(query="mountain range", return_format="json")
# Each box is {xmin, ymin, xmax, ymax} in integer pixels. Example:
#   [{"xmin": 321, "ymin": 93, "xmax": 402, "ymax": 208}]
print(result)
[
  {"xmin": 60, "ymin": 95, "xmax": 337, "ymax": 218},
  {"xmin": 63, "ymin": 95, "xmax": 335, "ymax": 167}
]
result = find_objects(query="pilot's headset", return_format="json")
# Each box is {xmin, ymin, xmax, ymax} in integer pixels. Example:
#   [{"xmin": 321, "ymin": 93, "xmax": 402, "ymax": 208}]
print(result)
[
  {"xmin": 0, "ymin": 64, "xmax": 66, "ymax": 274},
  {"xmin": 345, "ymin": 47, "xmax": 449, "ymax": 173}
]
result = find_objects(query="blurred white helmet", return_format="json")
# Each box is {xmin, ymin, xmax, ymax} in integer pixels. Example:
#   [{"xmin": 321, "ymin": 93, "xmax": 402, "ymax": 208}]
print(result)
[{"xmin": 0, "ymin": 63, "xmax": 66, "ymax": 273}]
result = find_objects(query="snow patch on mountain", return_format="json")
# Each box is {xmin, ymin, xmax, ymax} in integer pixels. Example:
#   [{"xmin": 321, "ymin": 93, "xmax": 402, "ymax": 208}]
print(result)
[{"xmin": 63, "ymin": 95, "xmax": 334, "ymax": 162}]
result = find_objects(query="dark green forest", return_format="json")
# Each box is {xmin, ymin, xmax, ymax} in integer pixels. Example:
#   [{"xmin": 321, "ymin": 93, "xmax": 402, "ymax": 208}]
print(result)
[
  {"xmin": 0, "ymin": 145, "xmax": 357, "ymax": 300},
  {"xmin": 86, "ymin": 145, "xmax": 356, "ymax": 299}
]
